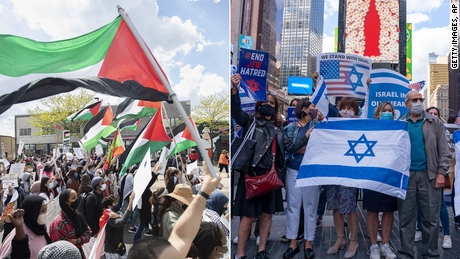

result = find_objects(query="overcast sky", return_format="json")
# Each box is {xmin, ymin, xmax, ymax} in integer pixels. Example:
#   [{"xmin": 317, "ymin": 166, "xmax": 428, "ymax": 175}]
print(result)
[
  {"xmin": 322, "ymin": 0, "xmax": 451, "ymax": 83},
  {"xmin": 0, "ymin": 0, "xmax": 229, "ymax": 137}
]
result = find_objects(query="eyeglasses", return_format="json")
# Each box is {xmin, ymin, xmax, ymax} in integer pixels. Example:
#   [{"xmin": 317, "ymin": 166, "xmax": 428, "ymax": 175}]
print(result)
[{"xmin": 407, "ymin": 98, "xmax": 425, "ymax": 103}]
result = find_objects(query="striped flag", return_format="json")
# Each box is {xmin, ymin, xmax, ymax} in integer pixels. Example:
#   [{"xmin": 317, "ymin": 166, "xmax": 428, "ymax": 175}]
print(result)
[
  {"xmin": 67, "ymin": 101, "xmax": 101, "ymax": 122},
  {"xmin": 457, "ymin": 110, "xmax": 460, "ymax": 125},
  {"xmin": 310, "ymin": 76, "xmax": 329, "ymax": 119},
  {"xmin": 317, "ymin": 53, "xmax": 371, "ymax": 98},
  {"xmin": 408, "ymin": 80, "xmax": 425, "ymax": 91},
  {"xmin": 119, "ymin": 119, "xmax": 141, "ymax": 132},
  {"xmin": 296, "ymin": 119, "xmax": 411, "ymax": 199}
]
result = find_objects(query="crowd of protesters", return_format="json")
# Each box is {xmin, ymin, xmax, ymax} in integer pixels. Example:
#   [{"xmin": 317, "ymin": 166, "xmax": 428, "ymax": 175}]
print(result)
[
  {"xmin": 0, "ymin": 146, "xmax": 229, "ymax": 259},
  {"xmin": 231, "ymin": 72, "xmax": 452, "ymax": 259}
]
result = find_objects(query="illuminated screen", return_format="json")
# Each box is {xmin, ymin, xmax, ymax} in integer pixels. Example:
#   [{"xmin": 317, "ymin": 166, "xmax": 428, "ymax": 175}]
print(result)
[
  {"xmin": 287, "ymin": 77, "xmax": 313, "ymax": 95},
  {"xmin": 345, "ymin": 0, "xmax": 399, "ymax": 61}
]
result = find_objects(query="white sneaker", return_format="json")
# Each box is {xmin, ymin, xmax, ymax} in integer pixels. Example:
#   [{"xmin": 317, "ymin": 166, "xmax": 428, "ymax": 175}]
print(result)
[
  {"xmin": 368, "ymin": 244, "xmax": 380, "ymax": 259},
  {"xmin": 442, "ymin": 235, "xmax": 452, "ymax": 249},
  {"xmin": 414, "ymin": 230, "xmax": 422, "ymax": 242},
  {"xmin": 256, "ymin": 236, "xmax": 260, "ymax": 246},
  {"xmin": 380, "ymin": 243, "xmax": 397, "ymax": 259},
  {"xmin": 377, "ymin": 232, "xmax": 382, "ymax": 242},
  {"xmin": 233, "ymin": 236, "xmax": 238, "ymax": 245}
]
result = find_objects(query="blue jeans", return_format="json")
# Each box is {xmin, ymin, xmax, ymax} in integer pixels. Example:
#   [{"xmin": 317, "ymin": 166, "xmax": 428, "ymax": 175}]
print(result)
[
  {"xmin": 133, "ymin": 218, "xmax": 148, "ymax": 243},
  {"xmin": 130, "ymin": 207, "xmax": 139, "ymax": 228},
  {"xmin": 417, "ymin": 190, "xmax": 450, "ymax": 235}
]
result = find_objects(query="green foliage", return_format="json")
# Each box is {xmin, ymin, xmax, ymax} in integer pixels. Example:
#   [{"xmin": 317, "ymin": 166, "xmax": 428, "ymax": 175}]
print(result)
[
  {"xmin": 27, "ymin": 90, "xmax": 95, "ymax": 137},
  {"xmin": 192, "ymin": 91, "xmax": 229, "ymax": 129}
]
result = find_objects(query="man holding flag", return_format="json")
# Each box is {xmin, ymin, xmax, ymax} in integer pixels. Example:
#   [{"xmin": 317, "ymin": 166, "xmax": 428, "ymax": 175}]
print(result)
[{"xmin": 398, "ymin": 90, "xmax": 451, "ymax": 259}]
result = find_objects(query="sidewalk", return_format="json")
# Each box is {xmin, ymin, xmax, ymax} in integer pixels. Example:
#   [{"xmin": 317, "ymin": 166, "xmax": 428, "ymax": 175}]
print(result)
[{"xmin": 231, "ymin": 201, "xmax": 460, "ymax": 259}]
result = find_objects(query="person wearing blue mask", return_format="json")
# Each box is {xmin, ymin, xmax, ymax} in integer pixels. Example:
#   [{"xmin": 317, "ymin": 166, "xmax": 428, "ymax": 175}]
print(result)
[
  {"xmin": 365, "ymin": 101, "xmax": 398, "ymax": 259},
  {"xmin": 39, "ymin": 177, "xmax": 54, "ymax": 203}
]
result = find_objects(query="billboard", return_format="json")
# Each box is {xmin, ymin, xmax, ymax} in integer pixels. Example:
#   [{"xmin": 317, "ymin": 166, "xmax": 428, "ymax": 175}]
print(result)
[
  {"xmin": 287, "ymin": 77, "xmax": 313, "ymax": 95},
  {"xmin": 406, "ymin": 23, "xmax": 412, "ymax": 80},
  {"xmin": 239, "ymin": 35, "xmax": 254, "ymax": 50},
  {"xmin": 345, "ymin": 0, "xmax": 399, "ymax": 62}
]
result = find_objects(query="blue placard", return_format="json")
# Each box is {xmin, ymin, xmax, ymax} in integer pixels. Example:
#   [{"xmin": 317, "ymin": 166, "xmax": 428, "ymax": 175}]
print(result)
[
  {"xmin": 239, "ymin": 35, "xmax": 254, "ymax": 50},
  {"xmin": 368, "ymin": 84, "xmax": 410, "ymax": 120},
  {"xmin": 239, "ymin": 87, "xmax": 256, "ymax": 114},
  {"xmin": 287, "ymin": 77, "xmax": 313, "ymax": 95},
  {"xmin": 238, "ymin": 48, "xmax": 269, "ymax": 101},
  {"xmin": 287, "ymin": 107, "xmax": 298, "ymax": 123}
]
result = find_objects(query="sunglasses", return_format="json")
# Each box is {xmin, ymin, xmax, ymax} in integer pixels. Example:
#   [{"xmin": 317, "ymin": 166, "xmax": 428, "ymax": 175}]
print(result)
[{"xmin": 407, "ymin": 98, "xmax": 425, "ymax": 103}]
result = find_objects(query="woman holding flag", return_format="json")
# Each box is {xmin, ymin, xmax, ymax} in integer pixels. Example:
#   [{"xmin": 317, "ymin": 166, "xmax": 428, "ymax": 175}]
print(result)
[
  {"xmin": 282, "ymin": 98, "xmax": 320, "ymax": 259},
  {"xmin": 231, "ymin": 74, "xmax": 313, "ymax": 259}
]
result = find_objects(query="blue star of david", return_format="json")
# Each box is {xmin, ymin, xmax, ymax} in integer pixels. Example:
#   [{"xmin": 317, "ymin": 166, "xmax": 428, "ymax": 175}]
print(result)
[
  {"xmin": 344, "ymin": 66, "xmax": 364, "ymax": 91},
  {"xmin": 344, "ymin": 134, "xmax": 377, "ymax": 163},
  {"xmin": 323, "ymin": 92, "xmax": 328, "ymax": 102}
]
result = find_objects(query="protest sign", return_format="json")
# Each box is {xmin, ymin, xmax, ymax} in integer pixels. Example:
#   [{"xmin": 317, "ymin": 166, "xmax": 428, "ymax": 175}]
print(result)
[
  {"xmin": 239, "ymin": 87, "xmax": 256, "ymax": 114},
  {"xmin": 74, "ymin": 148, "xmax": 84, "ymax": 159},
  {"xmin": 52, "ymin": 148, "xmax": 61, "ymax": 159},
  {"xmin": 55, "ymin": 125, "xmax": 63, "ymax": 135},
  {"xmin": 132, "ymin": 148, "xmax": 152, "ymax": 210},
  {"xmin": 39, "ymin": 169, "xmax": 44, "ymax": 180},
  {"xmin": 63, "ymin": 130, "xmax": 70, "ymax": 153},
  {"xmin": 30, "ymin": 171, "xmax": 36, "ymax": 183},
  {"xmin": 368, "ymin": 69, "xmax": 410, "ymax": 120},
  {"xmin": 157, "ymin": 147, "xmax": 168, "ymax": 175},
  {"xmin": 1, "ymin": 143, "xmax": 4, "ymax": 155},
  {"xmin": 316, "ymin": 52, "xmax": 371, "ymax": 98},
  {"xmin": 287, "ymin": 107, "xmax": 298, "ymax": 123},
  {"xmin": 238, "ymin": 48, "xmax": 269, "ymax": 101},
  {"xmin": 95, "ymin": 144, "xmax": 103, "ymax": 156},
  {"xmin": 46, "ymin": 195, "xmax": 60, "ymax": 227},
  {"xmin": 3, "ymin": 173, "xmax": 18, "ymax": 188},
  {"xmin": 17, "ymin": 142, "xmax": 24, "ymax": 156},
  {"xmin": 186, "ymin": 160, "xmax": 200, "ymax": 176},
  {"xmin": 9, "ymin": 163, "xmax": 25, "ymax": 179},
  {"xmin": 1, "ymin": 158, "xmax": 10, "ymax": 168}
]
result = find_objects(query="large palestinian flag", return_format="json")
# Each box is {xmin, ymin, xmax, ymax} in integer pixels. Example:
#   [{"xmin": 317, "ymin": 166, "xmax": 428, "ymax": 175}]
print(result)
[
  {"xmin": 0, "ymin": 15, "xmax": 169, "ymax": 115},
  {"xmin": 81, "ymin": 106, "xmax": 116, "ymax": 151},
  {"xmin": 112, "ymin": 98, "xmax": 160, "ymax": 128},
  {"xmin": 67, "ymin": 101, "xmax": 102, "ymax": 122},
  {"xmin": 119, "ymin": 109, "xmax": 172, "ymax": 177},
  {"xmin": 119, "ymin": 119, "xmax": 141, "ymax": 132}
]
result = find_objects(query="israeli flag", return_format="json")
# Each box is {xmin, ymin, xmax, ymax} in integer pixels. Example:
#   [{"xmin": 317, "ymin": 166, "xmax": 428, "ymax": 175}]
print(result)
[
  {"xmin": 296, "ymin": 119, "xmax": 411, "ymax": 199},
  {"xmin": 454, "ymin": 130, "xmax": 460, "ymax": 216},
  {"xmin": 311, "ymin": 76, "xmax": 329, "ymax": 119}
]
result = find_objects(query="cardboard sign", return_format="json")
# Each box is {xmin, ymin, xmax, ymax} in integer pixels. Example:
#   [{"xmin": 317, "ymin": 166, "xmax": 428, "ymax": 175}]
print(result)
[
  {"xmin": 17, "ymin": 142, "xmax": 24, "ymax": 156},
  {"xmin": 1, "ymin": 158, "xmax": 10, "ymax": 168},
  {"xmin": 95, "ymin": 144, "xmax": 103, "ymax": 156},
  {"xmin": 237, "ymin": 48, "xmax": 269, "ymax": 101},
  {"xmin": 2, "ymin": 173, "xmax": 19, "ymax": 188},
  {"xmin": 55, "ymin": 125, "xmax": 63, "ymax": 135},
  {"xmin": 46, "ymin": 195, "xmax": 60, "ymax": 227},
  {"xmin": 9, "ymin": 163, "xmax": 25, "ymax": 179}
]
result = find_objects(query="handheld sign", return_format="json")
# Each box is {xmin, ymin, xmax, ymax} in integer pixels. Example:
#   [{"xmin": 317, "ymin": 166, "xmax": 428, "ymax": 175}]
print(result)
[
  {"xmin": 9, "ymin": 163, "xmax": 25, "ymax": 179},
  {"xmin": 287, "ymin": 107, "xmax": 298, "ymax": 123},
  {"xmin": 95, "ymin": 144, "xmax": 103, "ymax": 156},
  {"xmin": 132, "ymin": 148, "xmax": 152, "ymax": 210},
  {"xmin": 3, "ymin": 173, "xmax": 18, "ymax": 188},
  {"xmin": 63, "ymin": 130, "xmax": 70, "ymax": 154},
  {"xmin": 18, "ymin": 142, "xmax": 24, "ymax": 156},
  {"xmin": 74, "ymin": 148, "xmax": 84, "ymax": 159},
  {"xmin": 238, "ymin": 48, "xmax": 269, "ymax": 101},
  {"xmin": 55, "ymin": 125, "xmax": 63, "ymax": 135}
]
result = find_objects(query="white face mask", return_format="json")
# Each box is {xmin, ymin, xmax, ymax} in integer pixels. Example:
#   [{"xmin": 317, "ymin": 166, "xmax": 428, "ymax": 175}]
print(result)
[
  {"xmin": 100, "ymin": 184, "xmax": 106, "ymax": 192},
  {"xmin": 410, "ymin": 101, "xmax": 424, "ymax": 115},
  {"xmin": 37, "ymin": 213, "xmax": 47, "ymax": 225}
]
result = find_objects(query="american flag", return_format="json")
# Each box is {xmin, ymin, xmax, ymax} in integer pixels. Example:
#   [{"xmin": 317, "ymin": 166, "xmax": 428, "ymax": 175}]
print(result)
[
  {"xmin": 457, "ymin": 110, "xmax": 460, "ymax": 125},
  {"xmin": 408, "ymin": 80, "xmax": 425, "ymax": 91},
  {"xmin": 319, "ymin": 59, "xmax": 369, "ymax": 98}
]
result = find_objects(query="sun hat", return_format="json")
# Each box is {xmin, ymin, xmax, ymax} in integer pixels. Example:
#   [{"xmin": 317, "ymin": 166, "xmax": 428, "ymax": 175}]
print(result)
[{"xmin": 165, "ymin": 184, "xmax": 194, "ymax": 205}]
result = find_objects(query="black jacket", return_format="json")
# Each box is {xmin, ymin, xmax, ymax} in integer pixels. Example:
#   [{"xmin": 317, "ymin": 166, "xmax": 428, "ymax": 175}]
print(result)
[
  {"xmin": 85, "ymin": 191, "xmax": 104, "ymax": 236},
  {"xmin": 231, "ymin": 93, "xmax": 309, "ymax": 173},
  {"xmin": 105, "ymin": 210, "xmax": 132, "ymax": 253},
  {"xmin": 139, "ymin": 173, "xmax": 158, "ymax": 224}
]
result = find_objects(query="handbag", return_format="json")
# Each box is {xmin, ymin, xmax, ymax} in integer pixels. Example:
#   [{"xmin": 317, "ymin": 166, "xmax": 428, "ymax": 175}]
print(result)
[
  {"xmin": 444, "ymin": 174, "xmax": 451, "ymax": 189},
  {"xmin": 231, "ymin": 118, "xmax": 256, "ymax": 173},
  {"xmin": 116, "ymin": 242, "xmax": 127, "ymax": 256},
  {"xmin": 245, "ymin": 135, "xmax": 284, "ymax": 199}
]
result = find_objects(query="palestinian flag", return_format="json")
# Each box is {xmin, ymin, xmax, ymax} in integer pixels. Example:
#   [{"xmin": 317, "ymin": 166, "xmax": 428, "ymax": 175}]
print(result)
[
  {"xmin": 112, "ymin": 98, "xmax": 160, "ymax": 128},
  {"xmin": 120, "ymin": 119, "xmax": 141, "ymax": 132},
  {"xmin": 63, "ymin": 131, "xmax": 71, "ymax": 140},
  {"xmin": 103, "ymin": 129, "xmax": 125, "ymax": 171},
  {"xmin": 119, "ymin": 109, "xmax": 172, "ymax": 177},
  {"xmin": 0, "ymin": 15, "xmax": 169, "ymax": 115},
  {"xmin": 98, "ymin": 138, "xmax": 109, "ymax": 149},
  {"xmin": 66, "ymin": 101, "xmax": 102, "ymax": 122},
  {"xmin": 167, "ymin": 118, "xmax": 199, "ymax": 158},
  {"xmin": 81, "ymin": 106, "xmax": 116, "ymax": 151}
]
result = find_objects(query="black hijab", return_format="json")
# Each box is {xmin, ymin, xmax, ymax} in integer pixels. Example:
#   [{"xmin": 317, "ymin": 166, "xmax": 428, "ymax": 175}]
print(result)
[
  {"xmin": 59, "ymin": 189, "xmax": 88, "ymax": 237},
  {"xmin": 21, "ymin": 195, "xmax": 52, "ymax": 244}
]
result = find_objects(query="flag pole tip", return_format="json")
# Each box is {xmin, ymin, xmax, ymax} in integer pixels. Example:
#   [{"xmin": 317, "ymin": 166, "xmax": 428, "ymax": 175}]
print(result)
[{"xmin": 117, "ymin": 5, "xmax": 124, "ymax": 12}]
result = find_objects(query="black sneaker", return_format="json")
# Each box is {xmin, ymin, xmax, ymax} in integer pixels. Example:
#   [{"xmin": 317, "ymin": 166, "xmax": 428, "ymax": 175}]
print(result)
[
  {"xmin": 255, "ymin": 250, "xmax": 269, "ymax": 259},
  {"xmin": 316, "ymin": 216, "xmax": 323, "ymax": 226},
  {"xmin": 281, "ymin": 235, "xmax": 289, "ymax": 242},
  {"xmin": 144, "ymin": 229, "xmax": 153, "ymax": 236},
  {"xmin": 128, "ymin": 226, "xmax": 137, "ymax": 233}
]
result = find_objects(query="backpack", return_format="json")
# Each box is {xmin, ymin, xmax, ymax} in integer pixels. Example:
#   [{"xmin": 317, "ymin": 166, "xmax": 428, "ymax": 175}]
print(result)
[{"xmin": 77, "ymin": 191, "xmax": 95, "ymax": 217}]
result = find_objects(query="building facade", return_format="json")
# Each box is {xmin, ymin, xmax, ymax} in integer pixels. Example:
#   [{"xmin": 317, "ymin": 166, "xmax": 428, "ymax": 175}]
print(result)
[
  {"xmin": 430, "ymin": 85, "xmax": 449, "ymax": 121},
  {"xmin": 425, "ymin": 55, "xmax": 448, "ymax": 108},
  {"xmin": 279, "ymin": 0, "xmax": 324, "ymax": 89}
]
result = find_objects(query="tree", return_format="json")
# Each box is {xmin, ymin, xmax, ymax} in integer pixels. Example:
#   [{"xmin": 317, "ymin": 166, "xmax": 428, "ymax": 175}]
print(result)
[
  {"xmin": 192, "ymin": 91, "xmax": 229, "ymax": 163},
  {"xmin": 27, "ymin": 90, "xmax": 95, "ymax": 137}
]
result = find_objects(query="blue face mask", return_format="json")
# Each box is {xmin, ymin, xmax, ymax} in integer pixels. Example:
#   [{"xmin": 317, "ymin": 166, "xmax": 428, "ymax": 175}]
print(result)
[
  {"xmin": 380, "ymin": 112, "xmax": 393, "ymax": 120},
  {"xmin": 48, "ymin": 182, "xmax": 54, "ymax": 189}
]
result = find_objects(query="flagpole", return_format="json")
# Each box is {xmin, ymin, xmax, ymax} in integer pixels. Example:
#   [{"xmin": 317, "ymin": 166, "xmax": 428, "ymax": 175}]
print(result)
[
  {"xmin": 117, "ymin": 6, "xmax": 218, "ymax": 178},
  {"xmin": 161, "ymin": 104, "xmax": 191, "ymax": 185}
]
